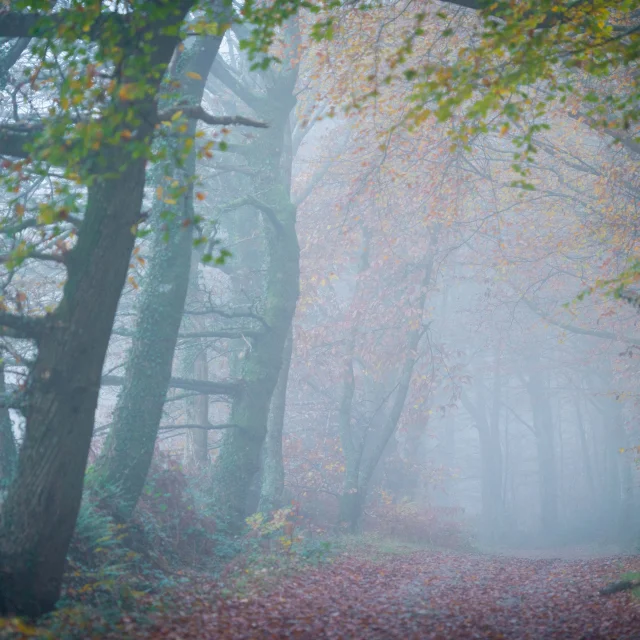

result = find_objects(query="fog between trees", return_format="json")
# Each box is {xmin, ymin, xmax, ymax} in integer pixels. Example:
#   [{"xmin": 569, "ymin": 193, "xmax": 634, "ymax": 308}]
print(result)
[{"xmin": 0, "ymin": 0, "xmax": 638, "ymax": 631}]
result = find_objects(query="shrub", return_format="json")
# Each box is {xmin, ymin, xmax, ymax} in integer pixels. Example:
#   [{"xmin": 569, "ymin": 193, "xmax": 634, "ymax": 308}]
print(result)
[
  {"xmin": 365, "ymin": 492, "xmax": 465, "ymax": 548},
  {"xmin": 135, "ymin": 452, "xmax": 217, "ymax": 564}
]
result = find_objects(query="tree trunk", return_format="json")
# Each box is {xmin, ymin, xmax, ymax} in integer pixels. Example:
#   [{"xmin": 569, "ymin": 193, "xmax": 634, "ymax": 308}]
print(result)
[
  {"xmin": 574, "ymin": 396, "xmax": 596, "ymax": 500},
  {"xmin": 0, "ymin": 6, "xmax": 193, "ymax": 614},
  {"xmin": 211, "ymin": 212, "xmax": 299, "ymax": 530},
  {"xmin": 461, "ymin": 382, "xmax": 503, "ymax": 540},
  {"xmin": 258, "ymin": 325, "xmax": 293, "ymax": 514},
  {"xmin": 0, "ymin": 363, "xmax": 16, "ymax": 489},
  {"xmin": 0, "ymin": 155, "xmax": 152, "ymax": 616},
  {"xmin": 184, "ymin": 343, "xmax": 210, "ymax": 469},
  {"xmin": 183, "ymin": 251, "xmax": 211, "ymax": 469},
  {"xmin": 527, "ymin": 366, "xmax": 558, "ymax": 534},
  {"xmin": 210, "ymin": 57, "xmax": 300, "ymax": 532},
  {"xmin": 92, "ymin": 36, "xmax": 223, "ymax": 519}
]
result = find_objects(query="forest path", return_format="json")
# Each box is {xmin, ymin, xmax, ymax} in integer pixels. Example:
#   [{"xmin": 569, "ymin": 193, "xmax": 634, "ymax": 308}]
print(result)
[{"xmin": 121, "ymin": 549, "xmax": 640, "ymax": 639}]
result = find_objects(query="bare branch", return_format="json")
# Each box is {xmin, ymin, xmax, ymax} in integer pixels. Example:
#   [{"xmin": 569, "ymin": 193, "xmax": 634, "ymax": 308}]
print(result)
[
  {"xmin": 158, "ymin": 422, "xmax": 240, "ymax": 431},
  {"xmin": 101, "ymin": 374, "xmax": 241, "ymax": 397},
  {"xmin": 210, "ymin": 58, "xmax": 263, "ymax": 111},
  {"xmin": 185, "ymin": 304, "xmax": 268, "ymax": 328},
  {"xmin": 0, "ymin": 250, "xmax": 66, "ymax": 265},
  {"xmin": 523, "ymin": 298, "xmax": 640, "ymax": 346},
  {"xmin": 178, "ymin": 329, "xmax": 260, "ymax": 340},
  {"xmin": 157, "ymin": 105, "xmax": 268, "ymax": 129}
]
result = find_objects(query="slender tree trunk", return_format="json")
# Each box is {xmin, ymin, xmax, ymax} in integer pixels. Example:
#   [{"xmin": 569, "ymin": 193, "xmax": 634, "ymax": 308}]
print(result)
[
  {"xmin": 527, "ymin": 366, "xmax": 558, "ymax": 534},
  {"xmin": 574, "ymin": 395, "xmax": 596, "ymax": 500},
  {"xmin": 338, "ymin": 229, "xmax": 439, "ymax": 531},
  {"xmin": 184, "ymin": 343, "xmax": 210, "ymax": 469},
  {"xmin": 258, "ymin": 325, "xmax": 293, "ymax": 514},
  {"xmin": 92, "ymin": 37, "xmax": 223, "ymax": 519},
  {"xmin": 461, "ymin": 383, "xmax": 503, "ymax": 540}
]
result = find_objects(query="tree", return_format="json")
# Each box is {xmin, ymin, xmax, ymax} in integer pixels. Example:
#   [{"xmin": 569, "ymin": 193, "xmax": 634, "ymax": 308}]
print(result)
[{"xmin": 0, "ymin": 0, "xmax": 294, "ymax": 615}]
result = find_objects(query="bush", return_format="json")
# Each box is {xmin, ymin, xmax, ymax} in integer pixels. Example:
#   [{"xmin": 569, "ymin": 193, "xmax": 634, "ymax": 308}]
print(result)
[
  {"xmin": 365, "ymin": 492, "xmax": 465, "ymax": 548},
  {"xmin": 135, "ymin": 452, "xmax": 217, "ymax": 565}
]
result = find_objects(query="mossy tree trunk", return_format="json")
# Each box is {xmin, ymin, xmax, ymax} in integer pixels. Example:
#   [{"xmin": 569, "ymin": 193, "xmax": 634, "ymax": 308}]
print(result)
[
  {"xmin": 258, "ymin": 325, "xmax": 293, "ymax": 514},
  {"xmin": 92, "ymin": 36, "xmax": 224, "ymax": 519}
]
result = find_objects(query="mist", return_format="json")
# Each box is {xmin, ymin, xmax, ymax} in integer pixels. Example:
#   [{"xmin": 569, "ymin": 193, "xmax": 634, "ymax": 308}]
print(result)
[{"xmin": 0, "ymin": 0, "xmax": 638, "ymax": 637}]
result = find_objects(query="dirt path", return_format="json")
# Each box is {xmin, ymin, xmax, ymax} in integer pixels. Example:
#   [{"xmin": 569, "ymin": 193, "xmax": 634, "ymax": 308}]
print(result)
[{"xmin": 113, "ymin": 550, "xmax": 640, "ymax": 639}]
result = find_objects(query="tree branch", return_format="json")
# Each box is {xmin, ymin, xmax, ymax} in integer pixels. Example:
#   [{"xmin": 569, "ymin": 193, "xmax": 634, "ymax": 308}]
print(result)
[
  {"xmin": 178, "ymin": 329, "xmax": 260, "ymax": 340},
  {"xmin": 210, "ymin": 58, "xmax": 263, "ymax": 111},
  {"xmin": 0, "ymin": 312, "xmax": 44, "ymax": 340},
  {"xmin": 184, "ymin": 305, "xmax": 268, "ymax": 328},
  {"xmin": 0, "ymin": 124, "xmax": 39, "ymax": 158},
  {"xmin": 523, "ymin": 299, "xmax": 640, "ymax": 346},
  {"xmin": 0, "ymin": 11, "xmax": 129, "ymax": 40},
  {"xmin": 158, "ymin": 422, "xmax": 240, "ymax": 431},
  {"xmin": 157, "ymin": 105, "xmax": 268, "ymax": 129},
  {"xmin": 101, "ymin": 374, "xmax": 241, "ymax": 397}
]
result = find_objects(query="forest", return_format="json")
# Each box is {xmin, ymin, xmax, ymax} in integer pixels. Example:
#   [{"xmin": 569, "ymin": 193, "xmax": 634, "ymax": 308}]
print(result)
[{"xmin": 0, "ymin": 0, "xmax": 638, "ymax": 637}]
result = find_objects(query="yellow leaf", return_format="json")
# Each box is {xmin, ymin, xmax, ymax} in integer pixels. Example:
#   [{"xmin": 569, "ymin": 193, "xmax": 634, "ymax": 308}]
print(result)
[
  {"xmin": 186, "ymin": 71, "xmax": 202, "ymax": 80},
  {"xmin": 171, "ymin": 110, "xmax": 183, "ymax": 121},
  {"xmin": 118, "ymin": 84, "xmax": 133, "ymax": 101},
  {"xmin": 164, "ymin": 198, "xmax": 177, "ymax": 205}
]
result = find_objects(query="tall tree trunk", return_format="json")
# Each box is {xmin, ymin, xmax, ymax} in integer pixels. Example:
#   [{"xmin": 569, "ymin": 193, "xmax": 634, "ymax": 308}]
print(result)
[
  {"xmin": 527, "ymin": 365, "xmax": 558, "ymax": 534},
  {"xmin": 258, "ymin": 325, "xmax": 293, "ymax": 514},
  {"xmin": 461, "ymin": 380, "xmax": 503, "ymax": 541},
  {"xmin": 92, "ymin": 36, "xmax": 223, "ymax": 519}
]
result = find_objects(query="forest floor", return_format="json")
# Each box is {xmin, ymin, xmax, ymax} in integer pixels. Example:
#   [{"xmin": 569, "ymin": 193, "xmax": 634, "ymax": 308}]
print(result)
[{"xmin": 3, "ymin": 539, "xmax": 640, "ymax": 639}]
